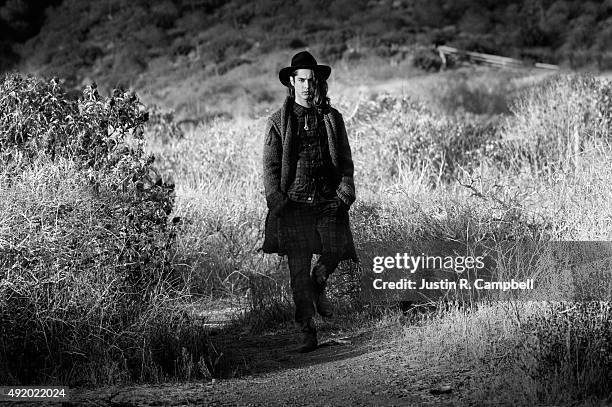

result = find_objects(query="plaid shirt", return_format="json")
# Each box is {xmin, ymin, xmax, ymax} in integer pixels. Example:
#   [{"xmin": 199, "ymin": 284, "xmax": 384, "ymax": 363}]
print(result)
[{"xmin": 287, "ymin": 103, "xmax": 336, "ymax": 203}]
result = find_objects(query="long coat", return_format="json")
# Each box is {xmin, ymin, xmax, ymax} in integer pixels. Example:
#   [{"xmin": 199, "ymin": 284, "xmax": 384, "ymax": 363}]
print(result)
[{"xmin": 262, "ymin": 97, "xmax": 358, "ymax": 261}]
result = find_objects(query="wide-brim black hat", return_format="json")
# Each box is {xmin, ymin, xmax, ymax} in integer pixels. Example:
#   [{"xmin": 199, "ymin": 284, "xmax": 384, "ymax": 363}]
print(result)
[{"xmin": 279, "ymin": 51, "xmax": 331, "ymax": 87}]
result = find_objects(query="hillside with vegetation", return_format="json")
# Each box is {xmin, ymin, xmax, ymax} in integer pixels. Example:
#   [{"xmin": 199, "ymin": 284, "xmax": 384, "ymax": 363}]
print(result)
[{"xmin": 1, "ymin": 0, "xmax": 612, "ymax": 119}]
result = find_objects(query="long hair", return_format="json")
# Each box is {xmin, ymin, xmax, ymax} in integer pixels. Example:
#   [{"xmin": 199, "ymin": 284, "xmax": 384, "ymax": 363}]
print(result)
[{"xmin": 287, "ymin": 70, "xmax": 330, "ymax": 114}]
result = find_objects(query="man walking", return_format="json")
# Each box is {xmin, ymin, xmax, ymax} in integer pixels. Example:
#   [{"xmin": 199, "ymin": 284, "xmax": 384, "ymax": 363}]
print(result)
[{"xmin": 262, "ymin": 51, "xmax": 358, "ymax": 353}]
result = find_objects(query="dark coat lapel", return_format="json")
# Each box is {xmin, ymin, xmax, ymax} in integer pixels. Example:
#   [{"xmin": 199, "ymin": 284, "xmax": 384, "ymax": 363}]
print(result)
[{"xmin": 280, "ymin": 97, "xmax": 297, "ymax": 193}]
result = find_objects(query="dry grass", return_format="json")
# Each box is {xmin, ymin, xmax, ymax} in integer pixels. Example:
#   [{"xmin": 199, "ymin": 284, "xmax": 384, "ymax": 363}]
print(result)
[
  {"xmin": 389, "ymin": 301, "xmax": 611, "ymax": 405},
  {"xmin": 2, "ymin": 67, "xmax": 611, "ymax": 404},
  {"xmin": 142, "ymin": 72, "xmax": 612, "ymax": 403}
]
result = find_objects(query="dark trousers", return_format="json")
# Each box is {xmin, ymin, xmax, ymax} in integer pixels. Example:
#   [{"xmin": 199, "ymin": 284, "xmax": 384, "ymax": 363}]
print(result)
[{"xmin": 280, "ymin": 198, "xmax": 347, "ymax": 324}]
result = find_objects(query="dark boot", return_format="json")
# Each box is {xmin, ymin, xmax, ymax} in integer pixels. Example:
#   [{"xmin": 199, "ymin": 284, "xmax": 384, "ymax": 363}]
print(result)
[
  {"xmin": 312, "ymin": 264, "xmax": 333, "ymax": 318},
  {"xmin": 297, "ymin": 319, "xmax": 318, "ymax": 353},
  {"xmin": 311, "ymin": 263, "xmax": 328, "ymax": 286},
  {"xmin": 315, "ymin": 285, "xmax": 333, "ymax": 318}
]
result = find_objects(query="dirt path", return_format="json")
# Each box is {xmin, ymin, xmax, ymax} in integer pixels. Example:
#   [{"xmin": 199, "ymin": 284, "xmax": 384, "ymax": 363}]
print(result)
[{"xmin": 60, "ymin": 325, "xmax": 471, "ymax": 407}]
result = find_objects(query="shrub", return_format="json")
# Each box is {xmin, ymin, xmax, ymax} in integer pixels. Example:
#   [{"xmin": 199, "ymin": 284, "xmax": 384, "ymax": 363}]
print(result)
[
  {"xmin": 501, "ymin": 74, "xmax": 612, "ymax": 173},
  {"xmin": 172, "ymin": 38, "xmax": 195, "ymax": 56},
  {"xmin": 412, "ymin": 46, "xmax": 443, "ymax": 72},
  {"xmin": 205, "ymin": 31, "xmax": 252, "ymax": 63},
  {"xmin": 349, "ymin": 94, "xmax": 500, "ymax": 185},
  {"xmin": 517, "ymin": 303, "xmax": 612, "ymax": 403},
  {"xmin": 318, "ymin": 42, "xmax": 348, "ymax": 62},
  {"xmin": 430, "ymin": 70, "xmax": 515, "ymax": 115},
  {"xmin": 328, "ymin": 0, "xmax": 367, "ymax": 19},
  {"xmin": 146, "ymin": 105, "xmax": 185, "ymax": 144},
  {"xmin": 150, "ymin": 1, "xmax": 179, "ymax": 29},
  {"xmin": 0, "ymin": 41, "xmax": 19, "ymax": 71},
  {"xmin": 288, "ymin": 38, "xmax": 307, "ymax": 49},
  {"xmin": 0, "ymin": 74, "xmax": 208, "ymax": 385}
]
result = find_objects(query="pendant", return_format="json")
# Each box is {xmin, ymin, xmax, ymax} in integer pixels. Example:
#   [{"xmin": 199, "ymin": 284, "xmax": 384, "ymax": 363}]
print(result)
[{"xmin": 304, "ymin": 112, "xmax": 309, "ymax": 130}]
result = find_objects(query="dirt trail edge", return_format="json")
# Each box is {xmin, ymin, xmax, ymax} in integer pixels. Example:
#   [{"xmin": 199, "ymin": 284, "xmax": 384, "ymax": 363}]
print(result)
[{"xmin": 64, "ymin": 327, "xmax": 469, "ymax": 407}]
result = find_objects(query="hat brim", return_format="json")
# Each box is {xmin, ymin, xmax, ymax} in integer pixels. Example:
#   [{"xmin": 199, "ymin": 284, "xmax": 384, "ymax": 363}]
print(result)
[{"xmin": 279, "ymin": 65, "xmax": 331, "ymax": 87}]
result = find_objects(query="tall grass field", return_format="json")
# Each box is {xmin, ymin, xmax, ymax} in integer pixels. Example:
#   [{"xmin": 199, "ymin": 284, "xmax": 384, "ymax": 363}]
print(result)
[{"xmin": 1, "ymin": 70, "xmax": 611, "ymax": 405}]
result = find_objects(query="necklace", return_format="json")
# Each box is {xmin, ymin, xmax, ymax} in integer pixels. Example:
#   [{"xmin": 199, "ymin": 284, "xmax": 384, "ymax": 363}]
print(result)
[{"xmin": 304, "ymin": 111, "xmax": 309, "ymax": 130}]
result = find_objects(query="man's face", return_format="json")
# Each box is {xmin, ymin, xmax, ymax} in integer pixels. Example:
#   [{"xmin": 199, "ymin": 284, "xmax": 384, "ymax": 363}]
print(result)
[{"xmin": 290, "ymin": 68, "xmax": 314, "ymax": 106}]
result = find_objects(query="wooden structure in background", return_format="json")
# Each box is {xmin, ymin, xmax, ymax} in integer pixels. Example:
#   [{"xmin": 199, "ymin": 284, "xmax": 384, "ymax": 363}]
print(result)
[{"xmin": 436, "ymin": 45, "xmax": 560, "ymax": 70}]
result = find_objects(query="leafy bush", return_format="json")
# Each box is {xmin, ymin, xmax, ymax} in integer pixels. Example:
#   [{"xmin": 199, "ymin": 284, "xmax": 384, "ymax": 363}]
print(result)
[
  {"xmin": 0, "ymin": 74, "xmax": 209, "ymax": 385},
  {"xmin": 150, "ymin": 1, "xmax": 179, "ymax": 29},
  {"xmin": 146, "ymin": 105, "xmax": 184, "ymax": 144},
  {"xmin": 412, "ymin": 46, "xmax": 443, "ymax": 72}
]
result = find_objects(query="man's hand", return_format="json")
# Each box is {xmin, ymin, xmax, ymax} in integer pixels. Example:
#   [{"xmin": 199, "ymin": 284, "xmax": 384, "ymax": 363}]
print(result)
[
  {"xmin": 336, "ymin": 180, "xmax": 355, "ymax": 209},
  {"xmin": 267, "ymin": 191, "xmax": 289, "ymax": 218}
]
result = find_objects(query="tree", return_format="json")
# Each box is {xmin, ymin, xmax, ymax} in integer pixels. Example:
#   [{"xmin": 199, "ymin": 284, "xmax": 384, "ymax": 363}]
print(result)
[{"xmin": 0, "ymin": 0, "xmax": 59, "ymax": 41}]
